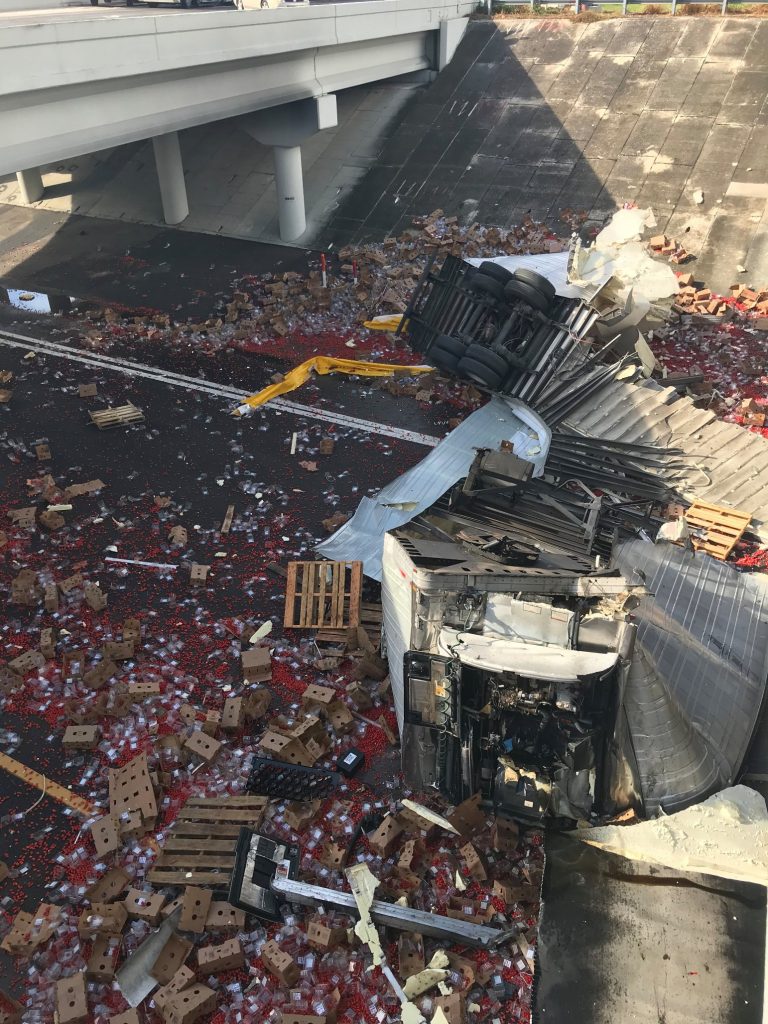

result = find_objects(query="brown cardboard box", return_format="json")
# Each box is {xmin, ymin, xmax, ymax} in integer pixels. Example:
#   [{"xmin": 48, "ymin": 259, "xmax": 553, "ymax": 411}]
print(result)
[
  {"xmin": 183, "ymin": 730, "xmax": 222, "ymax": 764},
  {"xmin": 244, "ymin": 687, "xmax": 271, "ymax": 720},
  {"xmin": 109, "ymin": 1012, "xmax": 141, "ymax": 1024},
  {"xmin": 40, "ymin": 627, "xmax": 55, "ymax": 659},
  {"xmin": 109, "ymin": 753, "xmax": 157, "ymax": 826},
  {"xmin": 154, "ymin": 965, "xmax": 195, "ymax": 1012},
  {"xmin": 459, "ymin": 842, "xmax": 487, "ymax": 882},
  {"xmin": 168, "ymin": 526, "xmax": 188, "ymax": 548},
  {"xmin": 319, "ymin": 842, "xmax": 349, "ymax": 870},
  {"xmin": 197, "ymin": 938, "xmax": 245, "ymax": 974},
  {"xmin": 151, "ymin": 932, "xmax": 193, "ymax": 986},
  {"xmin": 307, "ymin": 918, "xmax": 347, "ymax": 952},
  {"xmin": 83, "ymin": 658, "xmax": 118, "ymax": 690},
  {"xmin": 63, "ymin": 725, "xmax": 101, "ymax": 750},
  {"xmin": 91, "ymin": 815, "xmax": 120, "ymax": 857},
  {"xmin": 301, "ymin": 683, "xmax": 336, "ymax": 709},
  {"xmin": 103, "ymin": 640, "xmax": 135, "ymax": 661},
  {"xmin": 205, "ymin": 902, "xmax": 245, "ymax": 932},
  {"xmin": 397, "ymin": 932, "xmax": 425, "ymax": 979},
  {"xmin": 8, "ymin": 649, "xmax": 45, "ymax": 675},
  {"xmin": 129, "ymin": 680, "xmax": 161, "ymax": 698},
  {"xmin": 78, "ymin": 902, "xmax": 127, "ymax": 939},
  {"xmin": 262, "ymin": 940, "xmax": 300, "ymax": 986},
  {"xmin": 179, "ymin": 887, "xmax": 212, "ymax": 934},
  {"xmin": 326, "ymin": 701, "xmax": 354, "ymax": 735},
  {"xmin": 59, "ymin": 573, "xmax": 84, "ymax": 595},
  {"xmin": 284, "ymin": 799, "xmax": 321, "ymax": 831},
  {"xmin": 491, "ymin": 816, "xmax": 519, "ymax": 853},
  {"xmin": 44, "ymin": 583, "xmax": 59, "ymax": 612},
  {"xmin": 367, "ymin": 814, "xmax": 404, "ymax": 858},
  {"xmin": 86, "ymin": 934, "xmax": 121, "ymax": 981},
  {"xmin": 260, "ymin": 731, "xmax": 315, "ymax": 768},
  {"xmin": 124, "ymin": 889, "xmax": 166, "ymax": 926},
  {"xmin": 241, "ymin": 645, "xmax": 272, "ymax": 682},
  {"xmin": 0, "ymin": 862, "xmax": 9, "ymax": 884},
  {"xmin": 398, "ymin": 839, "xmax": 424, "ymax": 872},
  {"xmin": 123, "ymin": 618, "xmax": 141, "ymax": 643},
  {"xmin": 85, "ymin": 582, "xmax": 108, "ymax": 612},
  {"xmin": 163, "ymin": 983, "xmax": 216, "ymax": 1024},
  {"xmin": 448, "ymin": 793, "xmax": 486, "ymax": 837},
  {"xmin": 221, "ymin": 697, "xmax": 244, "ymax": 730},
  {"xmin": 434, "ymin": 991, "xmax": 466, "ymax": 1024},
  {"xmin": 85, "ymin": 867, "xmax": 129, "ymax": 903},
  {"xmin": 56, "ymin": 973, "xmax": 89, "ymax": 1024}
]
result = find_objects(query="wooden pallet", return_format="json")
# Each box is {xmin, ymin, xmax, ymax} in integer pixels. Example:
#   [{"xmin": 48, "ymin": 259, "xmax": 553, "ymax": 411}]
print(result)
[
  {"xmin": 686, "ymin": 500, "xmax": 752, "ymax": 560},
  {"xmin": 89, "ymin": 404, "xmax": 145, "ymax": 430},
  {"xmin": 284, "ymin": 560, "xmax": 362, "ymax": 629},
  {"xmin": 147, "ymin": 796, "xmax": 268, "ymax": 887}
]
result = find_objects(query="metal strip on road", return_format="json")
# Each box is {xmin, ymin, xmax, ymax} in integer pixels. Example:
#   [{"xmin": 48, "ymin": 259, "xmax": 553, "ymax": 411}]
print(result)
[{"xmin": 0, "ymin": 328, "xmax": 441, "ymax": 448}]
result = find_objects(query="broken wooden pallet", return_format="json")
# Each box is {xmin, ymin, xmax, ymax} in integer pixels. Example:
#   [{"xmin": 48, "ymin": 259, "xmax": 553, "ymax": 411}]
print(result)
[
  {"xmin": 89, "ymin": 404, "xmax": 145, "ymax": 430},
  {"xmin": 284, "ymin": 560, "xmax": 362, "ymax": 630},
  {"xmin": 147, "ymin": 796, "xmax": 268, "ymax": 887},
  {"xmin": 685, "ymin": 500, "xmax": 751, "ymax": 560}
]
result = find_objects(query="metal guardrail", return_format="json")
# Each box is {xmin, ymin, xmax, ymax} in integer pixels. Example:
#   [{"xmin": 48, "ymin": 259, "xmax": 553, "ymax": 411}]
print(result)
[{"xmin": 487, "ymin": 0, "xmax": 736, "ymax": 15}]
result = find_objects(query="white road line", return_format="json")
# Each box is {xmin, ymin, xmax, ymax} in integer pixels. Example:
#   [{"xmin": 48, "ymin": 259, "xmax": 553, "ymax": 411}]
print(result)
[{"xmin": 0, "ymin": 328, "xmax": 441, "ymax": 448}]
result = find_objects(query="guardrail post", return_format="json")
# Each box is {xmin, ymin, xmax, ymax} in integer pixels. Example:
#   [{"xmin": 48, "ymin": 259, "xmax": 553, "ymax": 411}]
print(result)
[
  {"xmin": 574, "ymin": 0, "xmax": 580, "ymax": 12},
  {"xmin": 622, "ymin": 0, "xmax": 628, "ymax": 14},
  {"xmin": 721, "ymin": 0, "xmax": 728, "ymax": 12},
  {"xmin": 672, "ymin": 0, "xmax": 678, "ymax": 13}
]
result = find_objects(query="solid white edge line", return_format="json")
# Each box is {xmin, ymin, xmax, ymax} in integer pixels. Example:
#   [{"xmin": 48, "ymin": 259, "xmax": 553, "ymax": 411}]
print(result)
[{"xmin": 0, "ymin": 327, "xmax": 441, "ymax": 447}]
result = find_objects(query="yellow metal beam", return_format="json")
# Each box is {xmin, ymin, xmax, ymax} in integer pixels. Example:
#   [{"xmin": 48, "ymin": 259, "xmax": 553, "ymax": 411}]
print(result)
[{"xmin": 0, "ymin": 751, "xmax": 97, "ymax": 818}]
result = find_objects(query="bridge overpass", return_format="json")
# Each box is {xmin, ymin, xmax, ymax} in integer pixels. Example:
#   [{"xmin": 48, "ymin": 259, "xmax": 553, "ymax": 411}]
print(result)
[{"xmin": 1, "ymin": 0, "xmax": 473, "ymax": 238}]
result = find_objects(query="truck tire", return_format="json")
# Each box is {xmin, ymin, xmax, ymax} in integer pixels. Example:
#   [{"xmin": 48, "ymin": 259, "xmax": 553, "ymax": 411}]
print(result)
[
  {"xmin": 511, "ymin": 268, "xmax": 556, "ymax": 302},
  {"xmin": 478, "ymin": 261, "xmax": 513, "ymax": 285},
  {"xmin": 461, "ymin": 344, "xmax": 510, "ymax": 378},
  {"xmin": 456, "ymin": 357, "xmax": 503, "ymax": 390},
  {"xmin": 432, "ymin": 335, "xmax": 467, "ymax": 358},
  {"xmin": 469, "ymin": 274, "xmax": 506, "ymax": 304},
  {"xmin": 504, "ymin": 278, "xmax": 552, "ymax": 314}
]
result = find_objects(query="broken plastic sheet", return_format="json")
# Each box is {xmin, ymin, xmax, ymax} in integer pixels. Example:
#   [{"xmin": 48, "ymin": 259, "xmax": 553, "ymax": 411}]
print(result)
[
  {"xmin": 317, "ymin": 396, "xmax": 551, "ymax": 580},
  {"xmin": 579, "ymin": 786, "xmax": 768, "ymax": 886}
]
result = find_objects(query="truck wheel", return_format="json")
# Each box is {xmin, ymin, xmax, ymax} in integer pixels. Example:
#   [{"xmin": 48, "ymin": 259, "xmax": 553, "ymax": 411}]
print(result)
[
  {"xmin": 511, "ymin": 268, "xmax": 556, "ymax": 302},
  {"xmin": 504, "ymin": 279, "xmax": 552, "ymax": 315},
  {"xmin": 461, "ymin": 344, "xmax": 510, "ymax": 378},
  {"xmin": 456, "ymin": 357, "xmax": 503, "ymax": 390},
  {"xmin": 478, "ymin": 261, "xmax": 513, "ymax": 285}
]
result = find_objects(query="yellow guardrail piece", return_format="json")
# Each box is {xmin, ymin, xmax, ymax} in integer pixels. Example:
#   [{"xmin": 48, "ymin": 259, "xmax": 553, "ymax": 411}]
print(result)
[
  {"xmin": 236, "ymin": 355, "xmax": 433, "ymax": 412},
  {"xmin": 0, "ymin": 751, "xmax": 98, "ymax": 818}
]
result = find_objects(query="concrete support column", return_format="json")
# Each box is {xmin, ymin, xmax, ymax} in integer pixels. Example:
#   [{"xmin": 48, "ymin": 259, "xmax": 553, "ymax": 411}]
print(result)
[
  {"xmin": 240, "ymin": 95, "xmax": 337, "ymax": 243},
  {"xmin": 16, "ymin": 168, "xmax": 44, "ymax": 205},
  {"xmin": 152, "ymin": 132, "xmax": 188, "ymax": 226},
  {"xmin": 272, "ymin": 145, "xmax": 306, "ymax": 242}
]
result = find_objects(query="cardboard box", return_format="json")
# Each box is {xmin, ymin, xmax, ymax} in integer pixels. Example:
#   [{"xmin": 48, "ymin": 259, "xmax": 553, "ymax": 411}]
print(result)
[
  {"xmin": 183, "ymin": 730, "xmax": 222, "ymax": 764},
  {"xmin": 78, "ymin": 901, "xmax": 127, "ymax": 939},
  {"xmin": 123, "ymin": 618, "xmax": 141, "ymax": 643},
  {"xmin": 103, "ymin": 640, "xmax": 135, "ymax": 661},
  {"xmin": 459, "ymin": 842, "xmax": 487, "ymax": 882},
  {"xmin": 85, "ymin": 867, "xmax": 129, "ymax": 903},
  {"xmin": 110, "ymin": 1012, "xmax": 141, "ymax": 1024},
  {"xmin": 85, "ymin": 582, "xmax": 108, "ymax": 612},
  {"xmin": 153, "ymin": 965, "xmax": 195, "ymax": 1012},
  {"xmin": 124, "ymin": 889, "xmax": 166, "ymax": 926},
  {"xmin": 83, "ymin": 658, "xmax": 117, "ymax": 691},
  {"xmin": 434, "ymin": 991, "xmax": 466, "ymax": 1024},
  {"xmin": 262, "ymin": 940, "xmax": 300, "ymax": 986},
  {"xmin": 221, "ymin": 697, "xmax": 244, "ymax": 730},
  {"xmin": 260, "ymin": 731, "xmax": 315, "ymax": 768},
  {"xmin": 168, "ymin": 525, "xmax": 188, "ymax": 548},
  {"xmin": 91, "ymin": 815, "xmax": 120, "ymax": 857},
  {"xmin": 109, "ymin": 753, "xmax": 157, "ymax": 826},
  {"xmin": 367, "ymin": 815, "xmax": 404, "ymax": 858},
  {"xmin": 163, "ymin": 983, "xmax": 216, "ymax": 1024},
  {"xmin": 241, "ymin": 645, "xmax": 272, "ymax": 682},
  {"xmin": 244, "ymin": 687, "xmax": 271, "ymax": 720},
  {"xmin": 491, "ymin": 816, "xmax": 519, "ymax": 853},
  {"xmin": 44, "ymin": 583, "xmax": 58, "ymax": 612},
  {"xmin": 319, "ymin": 842, "xmax": 348, "ymax": 871},
  {"xmin": 56, "ymin": 973, "xmax": 88, "ymax": 1024},
  {"xmin": 86, "ymin": 934, "xmax": 121, "ymax": 981},
  {"xmin": 397, "ymin": 933, "xmax": 425, "ymax": 979},
  {"xmin": 326, "ymin": 701, "xmax": 354, "ymax": 735},
  {"xmin": 129, "ymin": 680, "xmax": 161, "ymax": 698},
  {"xmin": 197, "ymin": 938, "xmax": 245, "ymax": 974},
  {"xmin": 59, "ymin": 573, "xmax": 84, "ymax": 595},
  {"xmin": 63, "ymin": 725, "xmax": 101, "ymax": 750},
  {"xmin": 205, "ymin": 902, "xmax": 245, "ymax": 932},
  {"xmin": 8, "ymin": 649, "xmax": 45, "ymax": 675},
  {"xmin": 301, "ymin": 683, "xmax": 336, "ymax": 709},
  {"xmin": 151, "ymin": 932, "xmax": 193, "ymax": 986},
  {"xmin": 179, "ymin": 887, "xmax": 212, "ymax": 934},
  {"xmin": 40, "ymin": 628, "xmax": 55, "ymax": 659},
  {"xmin": 448, "ymin": 794, "xmax": 486, "ymax": 837},
  {"xmin": 307, "ymin": 918, "xmax": 347, "ymax": 952},
  {"xmin": 284, "ymin": 799, "xmax": 321, "ymax": 831}
]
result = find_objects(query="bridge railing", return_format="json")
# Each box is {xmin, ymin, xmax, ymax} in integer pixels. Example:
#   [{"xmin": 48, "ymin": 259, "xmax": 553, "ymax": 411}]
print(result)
[{"xmin": 487, "ymin": 0, "xmax": 738, "ymax": 15}]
